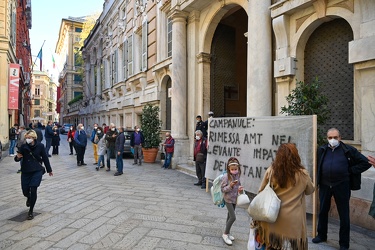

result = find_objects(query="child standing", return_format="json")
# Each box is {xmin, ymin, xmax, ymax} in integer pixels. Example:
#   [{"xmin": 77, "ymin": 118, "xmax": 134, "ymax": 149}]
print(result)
[
  {"xmin": 221, "ymin": 157, "xmax": 243, "ymax": 246},
  {"xmin": 95, "ymin": 127, "xmax": 106, "ymax": 171}
]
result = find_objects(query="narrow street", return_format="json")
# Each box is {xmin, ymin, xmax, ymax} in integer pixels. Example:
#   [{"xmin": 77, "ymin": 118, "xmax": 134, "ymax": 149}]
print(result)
[{"xmin": 0, "ymin": 135, "xmax": 374, "ymax": 249}]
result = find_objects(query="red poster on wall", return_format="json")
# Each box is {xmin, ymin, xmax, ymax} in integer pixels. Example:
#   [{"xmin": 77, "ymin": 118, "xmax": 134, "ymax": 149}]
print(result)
[{"xmin": 8, "ymin": 63, "xmax": 20, "ymax": 110}]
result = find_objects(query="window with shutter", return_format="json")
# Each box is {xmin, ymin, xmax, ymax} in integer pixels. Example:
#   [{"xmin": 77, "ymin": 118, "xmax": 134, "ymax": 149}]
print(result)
[
  {"xmin": 128, "ymin": 35, "xmax": 133, "ymax": 76},
  {"xmin": 142, "ymin": 20, "xmax": 148, "ymax": 71}
]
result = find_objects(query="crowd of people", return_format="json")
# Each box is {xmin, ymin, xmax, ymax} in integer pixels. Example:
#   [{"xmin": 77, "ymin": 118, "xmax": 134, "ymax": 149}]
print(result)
[{"xmin": 7, "ymin": 115, "xmax": 375, "ymax": 250}]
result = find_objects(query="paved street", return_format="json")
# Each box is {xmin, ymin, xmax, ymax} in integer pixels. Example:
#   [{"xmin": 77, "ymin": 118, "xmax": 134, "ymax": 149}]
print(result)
[{"xmin": 0, "ymin": 134, "xmax": 374, "ymax": 249}]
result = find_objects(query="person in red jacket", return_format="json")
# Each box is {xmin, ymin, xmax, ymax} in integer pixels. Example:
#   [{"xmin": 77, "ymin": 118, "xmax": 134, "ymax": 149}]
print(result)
[
  {"xmin": 67, "ymin": 125, "xmax": 76, "ymax": 155},
  {"xmin": 162, "ymin": 132, "xmax": 175, "ymax": 169}
]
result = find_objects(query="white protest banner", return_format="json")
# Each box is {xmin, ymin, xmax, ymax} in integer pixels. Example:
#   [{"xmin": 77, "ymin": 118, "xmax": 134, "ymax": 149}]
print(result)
[{"xmin": 205, "ymin": 115, "xmax": 316, "ymax": 213}]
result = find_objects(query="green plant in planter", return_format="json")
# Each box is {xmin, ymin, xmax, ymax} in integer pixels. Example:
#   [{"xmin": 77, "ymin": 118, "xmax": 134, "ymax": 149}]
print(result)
[
  {"xmin": 141, "ymin": 103, "xmax": 162, "ymax": 149},
  {"xmin": 280, "ymin": 77, "xmax": 330, "ymax": 146}
]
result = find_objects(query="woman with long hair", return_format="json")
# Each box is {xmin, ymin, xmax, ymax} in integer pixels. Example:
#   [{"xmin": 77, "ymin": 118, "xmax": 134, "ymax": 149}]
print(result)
[{"xmin": 255, "ymin": 143, "xmax": 314, "ymax": 250}]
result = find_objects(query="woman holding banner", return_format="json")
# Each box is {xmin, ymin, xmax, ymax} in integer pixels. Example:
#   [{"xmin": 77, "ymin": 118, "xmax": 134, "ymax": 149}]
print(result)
[{"xmin": 253, "ymin": 143, "xmax": 314, "ymax": 250}]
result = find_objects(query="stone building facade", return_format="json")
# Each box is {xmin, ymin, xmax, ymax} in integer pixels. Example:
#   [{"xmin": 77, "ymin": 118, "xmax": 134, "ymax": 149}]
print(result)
[
  {"xmin": 0, "ymin": 0, "xmax": 32, "ymax": 148},
  {"xmin": 78, "ymin": 0, "xmax": 375, "ymax": 229}
]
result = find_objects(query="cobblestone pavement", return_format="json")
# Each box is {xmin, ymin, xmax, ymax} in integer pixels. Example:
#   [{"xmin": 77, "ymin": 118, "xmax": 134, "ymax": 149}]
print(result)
[{"xmin": 0, "ymin": 135, "xmax": 374, "ymax": 249}]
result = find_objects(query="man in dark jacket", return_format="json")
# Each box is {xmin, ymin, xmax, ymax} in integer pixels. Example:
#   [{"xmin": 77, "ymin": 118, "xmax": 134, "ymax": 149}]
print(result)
[
  {"xmin": 105, "ymin": 123, "xmax": 118, "ymax": 171},
  {"xmin": 44, "ymin": 120, "xmax": 54, "ymax": 157},
  {"xmin": 74, "ymin": 123, "xmax": 88, "ymax": 166},
  {"xmin": 114, "ymin": 127, "xmax": 125, "ymax": 176},
  {"xmin": 195, "ymin": 115, "xmax": 207, "ymax": 138},
  {"xmin": 312, "ymin": 128, "xmax": 371, "ymax": 250},
  {"xmin": 130, "ymin": 125, "xmax": 144, "ymax": 166},
  {"xmin": 32, "ymin": 123, "xmax": 43, "ymax": 144}
]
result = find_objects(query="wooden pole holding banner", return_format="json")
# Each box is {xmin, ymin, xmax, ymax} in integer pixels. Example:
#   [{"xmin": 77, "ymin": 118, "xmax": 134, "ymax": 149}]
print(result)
[{"xmin": 312, "ymin": 115, "xmax": 318, "ymax": 237}]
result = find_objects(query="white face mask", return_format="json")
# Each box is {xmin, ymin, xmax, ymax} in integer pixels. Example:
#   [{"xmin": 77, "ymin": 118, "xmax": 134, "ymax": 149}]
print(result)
[
  {"xmin": 166, "ymin": 136, "xmax": 170, "ymax": 139},
  {"xmin": 328, "ymin": 139, "xmax": 339, "ymax": 147},
  {"xmin": 195, "ymin": 136, "xmax": 201, "ymax": 140},
  {"xmin": 111, "ymin": 128, "xmax": 115, "ymax": 131},
  {"xmin": 94, "ymin": 127, "xmax": 97, "ymax": 130},
  {"xmin": 97, "ymin": 131, "xmax": 101, "ymax": 134},
  {"xmin": 137, "ymin": 128, "xmax": 140, "ymax": 132},
  {"xmin": 26, "ymin": 138, "xmax": 33, "ymax": 144},
  {"xmin": 81, "ymin": 126, "xmax": 85, "ymax": 130}
]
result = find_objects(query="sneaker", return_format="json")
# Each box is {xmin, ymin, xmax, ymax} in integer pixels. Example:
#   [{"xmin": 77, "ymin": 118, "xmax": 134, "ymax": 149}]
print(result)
[
  {"xmin": 312, "ymin": 236, "xmax": 327, "ymax": 244},
  {"xmin": 228, "ymin": 235, "xmax": 235, "ymax": 241},
  {"xmin": 81, "ymin": 163, "xmax": 87, "ymax": 166},
  {"xmin": 106, "ymin": 168, "xmax": 110, "ymax": 172},
  {"xmin": 133, "ymin": 163, "xmax": 138, "ymax": 165},
  {"xmin": 222, "ymin": 234, "xmax": 232, "ymax": 245},
  {"xmin": 9, "ymin": 154, "xmax": 14, "ymax": 157},
  {"xmin": 114, "ymin": 172, "xmax": 123, "ymax": 176},
  {"xmin": 95, "ymin": 167, "xmax": 99, "ymax": 171}
]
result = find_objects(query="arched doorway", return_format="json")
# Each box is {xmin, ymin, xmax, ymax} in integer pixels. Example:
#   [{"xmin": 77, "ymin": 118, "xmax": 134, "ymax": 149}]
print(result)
[
  {"xmin": 210, "ymin": 7, "xmax": 248, "ymax": 117},
  {"xmin": 304, "ymin": 18, "xmax": 354, "ymax": 139}
]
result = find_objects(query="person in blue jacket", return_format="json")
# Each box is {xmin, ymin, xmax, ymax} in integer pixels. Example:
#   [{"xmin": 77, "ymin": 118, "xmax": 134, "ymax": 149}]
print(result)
[
  {"xmin": 74, "ymin": 123, "xmax": 88, "ymax": 166},
  {"xmin": 14, "ymin": 130, "xmax": 53, "ymax": 220},
  {"xmin": 44, "ymin": 120, "xmax": 54, "ymax": 157}
]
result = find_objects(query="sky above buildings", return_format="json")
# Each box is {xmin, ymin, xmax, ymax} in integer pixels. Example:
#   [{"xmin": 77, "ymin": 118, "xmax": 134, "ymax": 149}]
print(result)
[{"xmin": 29, "ymin": 0, "xmax": 104, "ymax": 82}]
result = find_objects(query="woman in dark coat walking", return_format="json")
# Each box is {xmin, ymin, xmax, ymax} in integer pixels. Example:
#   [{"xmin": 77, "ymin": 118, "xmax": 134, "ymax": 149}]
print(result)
[
  {"xmin": 51, "ymin": 125, "xmax": 60, "ymax": 155},
  {"xmin": 14, "ymin": 130, "xmax": 53, "ymax": 220}
]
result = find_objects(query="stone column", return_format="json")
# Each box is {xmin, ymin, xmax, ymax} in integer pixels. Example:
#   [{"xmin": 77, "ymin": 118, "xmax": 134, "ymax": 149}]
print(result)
[
  {"xmin": 171, "ymin": 10, "xmax": 188, "ymax": 139},
  {"xmin": 247, "ymin": 0, "xmax": 272, "ymax": 116},
  {"xmin": 170, "ymin": 10, "xmax": 190, "ymax": 167}
]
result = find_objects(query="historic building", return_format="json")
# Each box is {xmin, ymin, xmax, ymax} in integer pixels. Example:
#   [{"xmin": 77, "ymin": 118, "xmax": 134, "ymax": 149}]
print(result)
[
  {"xmin": 30, "ymin": 70, "xmax": 58, "ymax": 124},
  {"xmin": 0, "ymin": 0, "xmax": 32, "ymax": 148},
  {"xmin": 55, "ymin": 16, "xmax": 86, "ymax": 126},
  {"xmin": 72, "ymin": 0, "xmax": 375, "ymax": 228}
]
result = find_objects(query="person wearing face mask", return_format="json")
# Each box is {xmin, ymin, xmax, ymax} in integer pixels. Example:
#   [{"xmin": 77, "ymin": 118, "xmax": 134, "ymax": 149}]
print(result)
[
  {"xmin": 90, "ymin": 123, "xmax": 99, "ymax": 165},
  {"xmin": 313, "ymin": 128, "xmax": 371, "ymax": 250},
  {"xmin": 193, "ymin": 130, "xmax": 207, "ymax": 189},
  {"xmin": 74, "ymin": 123, "xmax": 88, "ymax": 166},
  {"xmin": 130, "ymin": 125, "xmax": 144, "ymax": 166},
  {"xmin": 105, "ymin": 123, "xmax": 118, "ymax": 171},
  {"xmin": 94, "ymin": 127, "xmax": 106, "ymax": 171},
  {"xmin": 67, "ymin": 125, "xmax": 76, "ymax": 155},
  {"xmin": 162, "ymin": 132, "xmax": 175, "ymax": 169},
  {"xmin": 221, "ymin": 157, "xmax": 244, "ymax": 246},
  {"xmin": 14, "ymin": 130, "xmax": 53, "ymax": 220}
]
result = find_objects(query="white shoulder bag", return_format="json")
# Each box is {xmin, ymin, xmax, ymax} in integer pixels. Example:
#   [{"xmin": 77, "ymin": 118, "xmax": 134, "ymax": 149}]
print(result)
[{"xmin": 248, "ymin": 171, "xmax": 281, "ymax": 223}]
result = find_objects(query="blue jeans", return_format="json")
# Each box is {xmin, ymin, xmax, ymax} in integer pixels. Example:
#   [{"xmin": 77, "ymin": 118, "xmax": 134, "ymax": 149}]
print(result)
[
  {"xmin": 163, "ymin": 152, "xmax": 173, "ymax": 168},
  {"xmin": 9, "ymin": 139, "xmax": 16, "ymax": 155},
  {"xmin": 45, "ymin": 138, "xmax": 52, "ymax": 155},
  {"xmin": 106, "ymin": 147, "xmax": 114, "ymax": 168},
  {"xmin": 97, "ymin": 155, "xmax": 104, "ymax": 168},
  {"xmin": 116, "ymin": 152, "xmax": 123, "ymax": 173},
  {"xmin": 317, "ymin": 181, "xmax": 351, "ymax": 248}
]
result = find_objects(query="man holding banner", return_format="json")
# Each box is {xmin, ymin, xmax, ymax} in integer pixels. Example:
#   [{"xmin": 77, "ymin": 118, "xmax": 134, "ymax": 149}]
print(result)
[{"xmin": 313, "ymin": 128, "xmax": 371, "ymax": 250}]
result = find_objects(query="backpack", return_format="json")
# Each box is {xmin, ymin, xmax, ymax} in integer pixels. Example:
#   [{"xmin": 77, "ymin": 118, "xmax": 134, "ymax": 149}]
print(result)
[{"xmin": 210, "ymin": 170, "xmax": 227, "ymax": 208}]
